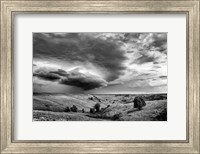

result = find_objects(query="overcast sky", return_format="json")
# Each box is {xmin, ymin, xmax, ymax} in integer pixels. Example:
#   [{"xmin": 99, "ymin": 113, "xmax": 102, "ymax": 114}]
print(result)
[{"xmin": 33, "ymin": 33, "xmax": 167, "ymax": 94}]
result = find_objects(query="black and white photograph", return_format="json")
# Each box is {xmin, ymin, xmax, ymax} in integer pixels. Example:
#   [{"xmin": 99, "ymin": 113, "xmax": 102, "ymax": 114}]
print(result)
[{"xmin": 33, "ymin": 32, "xmax": 167, "ymax": 121}]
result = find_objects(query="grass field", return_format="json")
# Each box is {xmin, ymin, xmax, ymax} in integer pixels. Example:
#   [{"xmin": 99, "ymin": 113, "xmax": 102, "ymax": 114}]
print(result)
[{"xmin": 33, "ymin": 93, "xmax": 167, "ymax": 121}]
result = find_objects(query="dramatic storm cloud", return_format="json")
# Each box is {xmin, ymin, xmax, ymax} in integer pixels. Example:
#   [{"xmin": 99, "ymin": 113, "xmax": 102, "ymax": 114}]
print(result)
[
  {"xmin": 34, "ymin": 67, "xmax": 61, "ymax": 81},
  {"xmin": 33, "ymin": 33, "xmax": 127, "ymax": 81},
  {"xmin": 33, "ymin": 32, "xmax": 167, "ymax": 94},
  {"xmin": 33, "ymin": 67, "xmax": 107, "ymax": 90}
]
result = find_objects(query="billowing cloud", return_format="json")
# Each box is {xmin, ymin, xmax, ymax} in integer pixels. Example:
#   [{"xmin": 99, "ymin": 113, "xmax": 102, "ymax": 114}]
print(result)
[
  {"xmin": 143, "ymin": 33, "xmax": 167, "ymax": 53},
  {"xmin": 60, "ymin": 72, "xmax": 107, "ymax": 90},
  {"xmin": 33, "ymin": 67, "xmax": 61, "ymax": 81},
  {"xmin": 122, "ymin": 33, "xmax": 167, "ymax": 53},
  {"xmin": 33, "ymin": 33, "xmax": 127, "ymax": 81},
  {"xmin": 132, "ymin": 50, "xmax": 167, "ymax": 65},
  {"xmin": 33, "ymin": 67, "xmax": 108, "ymax": 90},
  {"xmin": 159, "ymin": 75, "xmax": 167, "ymax": 79},
  {"xmin": 33, "ymin": 32, "xmax": 167, "ymax": 94}
]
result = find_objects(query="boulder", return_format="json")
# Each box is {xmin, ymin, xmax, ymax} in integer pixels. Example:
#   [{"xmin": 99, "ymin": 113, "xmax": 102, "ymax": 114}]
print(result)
[{"xmin": 133, "ymin": 96, "xmax": 146, "ymax": 110}]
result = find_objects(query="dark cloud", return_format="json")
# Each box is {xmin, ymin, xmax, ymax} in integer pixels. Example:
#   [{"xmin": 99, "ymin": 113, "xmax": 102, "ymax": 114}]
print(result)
[
  {"xmin": 159, "ymin": 75, "xmax": 167, "ymax": 79},
  {"xmin": 58, "ymin": 68, "xmax": 108, "ymax": 90},
  {"xmin": 138, "ymin": 73, "xmax": 152, "ymax": 76},
  {"xmin": 60, "ymin": 73, "xmax": 107, "ymax": 90},
  {"xmin": 49, "ymin": 69, "xmax": 69, "ymax": 77},
  {"xmin": 153, "ymin": 61, "xmax": 160, "ymax": 64},
  {"xmin": 33, "ymin": 67, "xmax": 61, "ymax": 81},
  {"xmin": 33, "ymin": 33, "xmax": 127, "ymax": 82},
  {"xmin": 33, "ymin": 67, "xmax": 107, "ymax": 90},
  {"xmin": 143, "ymin": 33, "xmax": 167, "ymax": 53},
  {"xmin": 127, "ymin": 50, "xmax": 135, "ymax": 53}
]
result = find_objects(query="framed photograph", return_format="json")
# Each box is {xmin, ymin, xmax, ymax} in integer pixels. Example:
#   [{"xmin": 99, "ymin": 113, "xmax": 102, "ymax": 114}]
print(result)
[
  {"xmin": 1, "ymin": 0, "xmax": 199, "ymax": 153},
  {"xmin": 33, "ymin": 32, "xmax": 167, "ymax": 122}
]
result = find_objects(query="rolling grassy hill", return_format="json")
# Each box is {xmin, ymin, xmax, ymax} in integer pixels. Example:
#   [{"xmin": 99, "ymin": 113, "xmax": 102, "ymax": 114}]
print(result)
[{"xmin": 33, "ymin": 94, "xmax": 167, "ymax": 121}]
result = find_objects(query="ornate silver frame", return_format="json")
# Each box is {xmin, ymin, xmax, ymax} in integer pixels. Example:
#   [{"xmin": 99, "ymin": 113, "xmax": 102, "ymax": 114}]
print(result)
[{"xmin": 1, "ymin": 0, "xmax": 199, "ymax": 153}]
